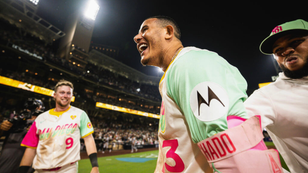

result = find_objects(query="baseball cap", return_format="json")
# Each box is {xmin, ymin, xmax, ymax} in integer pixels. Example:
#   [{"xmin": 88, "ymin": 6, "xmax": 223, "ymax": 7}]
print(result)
[{"xmin": 260, "ymin": 19, "xmax": 308, "ymax": 55}]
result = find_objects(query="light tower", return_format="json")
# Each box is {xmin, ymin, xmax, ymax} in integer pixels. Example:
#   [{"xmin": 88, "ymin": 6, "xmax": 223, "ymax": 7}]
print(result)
[{"xmin": 58, "ymin": 0, "xmax": 100, "ymax": 60}]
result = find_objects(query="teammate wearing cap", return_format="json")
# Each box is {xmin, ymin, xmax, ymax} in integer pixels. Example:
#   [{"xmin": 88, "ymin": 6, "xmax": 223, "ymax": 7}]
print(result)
[
  {"xmin": 18, "ymin": 80, "xmax": 99, "ymax": 173},
  {"xmin": 245, "ymin": 19, "xmax": 308, "ymax": 173},
  {"xmin": 134, "ymin": 15, "xmax": 283, "ymax": 173}
]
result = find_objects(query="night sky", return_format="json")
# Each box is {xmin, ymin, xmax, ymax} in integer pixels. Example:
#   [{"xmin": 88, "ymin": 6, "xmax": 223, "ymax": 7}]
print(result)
[{"xmin": 35, "ymin": 0, "xmax": 308, "ymax": 91}]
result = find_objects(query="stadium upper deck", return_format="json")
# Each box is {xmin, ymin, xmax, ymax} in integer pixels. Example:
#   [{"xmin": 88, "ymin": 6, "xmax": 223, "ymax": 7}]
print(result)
[{"xmin": 0, "ymin": 5, "xmax": 162, "ymax": 122}]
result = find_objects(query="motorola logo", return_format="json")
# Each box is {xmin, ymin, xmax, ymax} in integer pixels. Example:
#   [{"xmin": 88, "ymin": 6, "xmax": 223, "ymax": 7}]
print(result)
[{"xmin": 190, "ymin": 82, "xmax": 229, "ymax": 122}]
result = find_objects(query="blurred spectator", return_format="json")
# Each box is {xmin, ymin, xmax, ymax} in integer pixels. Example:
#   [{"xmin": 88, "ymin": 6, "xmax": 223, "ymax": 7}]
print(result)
[{"xmin": 0, "ymin": 98, "xmax": 44, "ymax": 173}]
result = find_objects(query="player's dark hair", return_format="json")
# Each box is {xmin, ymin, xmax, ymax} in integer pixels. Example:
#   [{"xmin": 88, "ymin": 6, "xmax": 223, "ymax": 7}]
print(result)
[{"xmin": 147, "ymin": 15, "xmax": 181, "ymax": 40}]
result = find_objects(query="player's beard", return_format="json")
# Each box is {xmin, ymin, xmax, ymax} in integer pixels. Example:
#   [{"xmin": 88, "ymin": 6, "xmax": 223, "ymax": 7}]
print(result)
[
  {"xmin": 280, "ymin": 60, "xmax": 308, "ymax": 79},
  {"xmin": 141, "ymin": 50, "xmax": 164, "ymax": 69},
  {"xmin": 140, "ymin": 38, "xmax": 164, "ymax": 67},
  {"xmin": 141, "ymin": 56, "xmax": 150, "ymax": 66}
]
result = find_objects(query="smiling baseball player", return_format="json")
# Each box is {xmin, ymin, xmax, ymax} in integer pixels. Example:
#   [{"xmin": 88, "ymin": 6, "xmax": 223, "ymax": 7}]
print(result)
[
  {"xmin": 134, "ymin": 16, "xmax": 283, "ymax": 173},
  {"xmin": 18, "ymin": 80, "xmax": 99, "ymax": 173},
  {"xmin": 245, "ymin": 19, "xmax": 308, "ymax": 173}
]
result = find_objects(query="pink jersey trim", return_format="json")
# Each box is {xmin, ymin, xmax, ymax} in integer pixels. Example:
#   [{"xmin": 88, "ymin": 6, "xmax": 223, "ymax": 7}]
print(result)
[
  {"xmin": 227, "ymin": 115, "xmax": 262, "ymax": 129},
  {"xmin": 21, "ymin": 121, "xmax": 39, "ymax": 148},
  {"xmin": 226, "ymin": 115, "xmax": 246, "ymax": 128},
  {"xmin": 273, "ymin": 149, "xmax": 283, "ymax": 168}
]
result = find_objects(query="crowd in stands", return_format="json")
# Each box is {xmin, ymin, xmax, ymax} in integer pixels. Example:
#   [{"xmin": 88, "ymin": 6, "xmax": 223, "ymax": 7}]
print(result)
[
  {"xmin": 0, "ymin": 18, "xmax": 161, "ymax": 115},
  {"xmin": 91, "ymin": 119, "xmax": 158, "ymax": 151},
  {"xmin": 0, "ymin": 18, "xmax": 161, "ymax": 103},
  {"xmin": 0, "ymin": 66, "xmax": 160, "ymax": 114},
  {"xmin": 82, "ymin": 62, "xmax": 161, "ymax": 102}
]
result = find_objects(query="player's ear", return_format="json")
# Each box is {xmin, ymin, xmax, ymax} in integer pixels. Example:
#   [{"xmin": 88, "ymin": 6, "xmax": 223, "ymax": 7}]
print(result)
[
  {"xmin": 53, "ymin": 91, "xmax": 56, "ymax": 99},
  {"xmin": 165, "ymin": 25, "xmax": 174, "ymax": 40}
]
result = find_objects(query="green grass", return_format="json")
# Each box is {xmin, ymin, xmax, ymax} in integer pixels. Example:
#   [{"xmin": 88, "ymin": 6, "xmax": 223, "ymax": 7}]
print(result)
[{"xmin": 78, "ymin": 150, "xmax": 158, "ymax": 173}]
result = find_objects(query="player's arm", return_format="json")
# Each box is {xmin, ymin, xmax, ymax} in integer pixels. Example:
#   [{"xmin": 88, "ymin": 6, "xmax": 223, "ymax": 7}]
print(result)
[
  {"xmin": 84, "ymin": 134, "xmax": 99, "ymax": 173},
  {"xmin": 80, "ymin": 111, "xmax": 99, "ymax": 173},
  {"xmin": 18, "ymin": 121, "xmax": 39, "ymax": 173},
  {"xmin": 244, "ymin": 89, "xmax": 275, "ymax": 129},
  {"xmin": 18, "ymin": 147, "xmax": 36, "ymax": 173},
  {"xmin": 84, "ymin": 134, "xmax": 97, "ymax": 157},
  {"xmin": 20, "ymin": 148, "xmax": 36, "ymax": 166}
]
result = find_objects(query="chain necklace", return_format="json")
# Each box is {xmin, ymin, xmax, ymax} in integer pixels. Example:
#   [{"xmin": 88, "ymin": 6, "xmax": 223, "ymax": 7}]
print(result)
[{"xmin": 170, "ymin": 47, "xmax": 183, "ymax": 62}]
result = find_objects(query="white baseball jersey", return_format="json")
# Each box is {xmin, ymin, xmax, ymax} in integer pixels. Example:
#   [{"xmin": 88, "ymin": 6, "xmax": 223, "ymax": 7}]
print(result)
[
  {"xmin": 21, "ymin": 106, "xmax": 94, "ymax": 169},
  {"xmin": 155, "ymin": 47, "xmax": 248, "ymax": 173},
  {"xmin": 245, "ymin": 72, "xmax": 308, "ymax": 173}
]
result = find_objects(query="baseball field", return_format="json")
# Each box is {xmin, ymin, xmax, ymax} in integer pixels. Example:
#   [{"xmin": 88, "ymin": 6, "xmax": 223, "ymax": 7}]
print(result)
[
  {"xmin": 78, "ymin": 142, "xmax": 289, "ymax": 172},
  {"xmin": 79, "ymin": 150, "xmax": 158, "ymax": 173}
]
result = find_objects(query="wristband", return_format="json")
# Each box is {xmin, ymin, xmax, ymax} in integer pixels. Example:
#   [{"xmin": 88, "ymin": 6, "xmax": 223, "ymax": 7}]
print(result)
[
  {"xmin": 89, "ymin": 153, "xmax": 99, "ymax": 167},
  {"xmin": 18, "ymin": 166, "xmax": 31, "ymax": 173}
]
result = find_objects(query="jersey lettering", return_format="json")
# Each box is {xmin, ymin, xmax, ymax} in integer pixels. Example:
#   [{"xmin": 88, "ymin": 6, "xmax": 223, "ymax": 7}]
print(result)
[
  {"xmin": 198, "ymin": 133, "xmax": 236, "ymax": 161},
  {"xmin": 162, "ymin": 139, "xmax": 185, "ymax": 172},
  {"xmin": 39, "ymin": 123, "xmax": 78, "ymax": 140},
  {"xmin": 66, "ymin": 137, "xmax": 74, "ymax": 149}
]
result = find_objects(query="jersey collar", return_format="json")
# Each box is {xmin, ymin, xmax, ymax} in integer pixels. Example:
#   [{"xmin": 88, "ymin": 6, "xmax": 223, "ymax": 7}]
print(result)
[
  {"xmin": 49, "ymin": 106, "xmax": 71, "ymax": 117},
  {"xmin": 159, "ymin": 48, "xmax": 183, "ymax": 85}
]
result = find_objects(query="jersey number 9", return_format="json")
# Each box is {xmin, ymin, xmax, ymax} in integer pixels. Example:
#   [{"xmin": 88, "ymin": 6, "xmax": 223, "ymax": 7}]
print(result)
[{"xmin": 66, "ymin": 137, "xmax": 74, "ymax": 149}]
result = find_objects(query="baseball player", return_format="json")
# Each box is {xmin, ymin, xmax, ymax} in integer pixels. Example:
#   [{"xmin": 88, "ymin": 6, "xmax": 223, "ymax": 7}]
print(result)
[
  {"xmin": 133, "ymin": 15, "xmax": 283, "ymax": 173},
  {"xmin": 18, "ymin": 80, "xmax": 99, "ymax": 173},
  {"xmin": 245, "ymin": 19, "xmax": 308, "ymax": 173},
  {"xmin": 131, "ymin": 135, "xmax": 138, "ymax": 153},
  {"xmin": 102, "ymin": 134, "xmax": 111, "ymax": 153}
]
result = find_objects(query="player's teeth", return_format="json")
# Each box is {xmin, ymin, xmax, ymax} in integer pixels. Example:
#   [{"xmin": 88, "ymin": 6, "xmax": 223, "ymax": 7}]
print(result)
[{"xmin": 139, "ymin": 44, "xmax": 147, "ymax": 52}]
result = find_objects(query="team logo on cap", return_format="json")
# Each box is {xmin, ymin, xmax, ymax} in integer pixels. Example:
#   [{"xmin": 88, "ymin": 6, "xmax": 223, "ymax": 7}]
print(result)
[
  {"xmin": 272, "ymin": 26, "xmax": 283, "ymax": 34},
  {"xmin": 190, "ymin": 82, "xmax": 229, "ymax": 122},
  {"xmin": 87, "ymin": 122, "xmax": 92, "ymax": 128}
]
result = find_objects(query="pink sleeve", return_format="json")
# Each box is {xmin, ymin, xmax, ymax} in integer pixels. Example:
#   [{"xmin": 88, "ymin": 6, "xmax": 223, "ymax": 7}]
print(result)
[{"xmin": 21, "ymin": 121, "xmax": 39, "ymax": 148}]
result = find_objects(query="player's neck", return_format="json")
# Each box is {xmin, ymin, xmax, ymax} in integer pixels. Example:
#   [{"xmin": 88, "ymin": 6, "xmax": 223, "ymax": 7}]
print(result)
[
  {"xmin": 54, "ymin": 104, "xmax": 71, "ymax": 112},
  {"xmin": 161, "ymin": 43, "xmax": 183, "ymax": 72}
]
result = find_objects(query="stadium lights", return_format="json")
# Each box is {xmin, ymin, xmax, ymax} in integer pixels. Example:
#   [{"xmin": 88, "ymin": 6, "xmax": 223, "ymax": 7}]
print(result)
[
  {"xmin": 84, "ymin": 0, "xmax": 100, "ymax": 21},
  {"xmin": 157, "ymin": 67, "xmax": 163, "ymax": 73},
  {"xmin": 29, "ymin": 0, "xmax": 39, "ymax": 5}
]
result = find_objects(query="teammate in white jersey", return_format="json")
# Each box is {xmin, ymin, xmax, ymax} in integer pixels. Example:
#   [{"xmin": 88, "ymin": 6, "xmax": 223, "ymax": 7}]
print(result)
[
  {"xmin": 134, "ymin": 16, "xmax": 283, "ymax": 173},
  {"xmin": 245, "ymin": 19, "xmax": 308, "ymax": 173},
  {"xmin": 18, "ymin": 80, "xmax": 99, "ymax": 173}
]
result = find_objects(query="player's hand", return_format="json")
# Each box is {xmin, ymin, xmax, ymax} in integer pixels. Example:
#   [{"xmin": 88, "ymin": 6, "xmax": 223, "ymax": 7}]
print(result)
[
  {"xmin": 90, "ymin": 167, "xmax": 99, "ymax": 173},
  {"xmin": 0, "ymin": 120, "xmax": 13, "ymax": 131}
]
